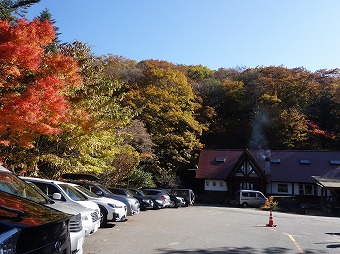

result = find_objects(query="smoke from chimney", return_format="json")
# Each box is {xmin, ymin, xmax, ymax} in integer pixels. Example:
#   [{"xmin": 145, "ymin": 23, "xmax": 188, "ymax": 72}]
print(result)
[
  {"xmin": 249, "ymin": 108, "xmax": 272, "ymax": 175},
  {"xmin": 249, "ymin": 108, "xmax": 270, "ymax": 152}
]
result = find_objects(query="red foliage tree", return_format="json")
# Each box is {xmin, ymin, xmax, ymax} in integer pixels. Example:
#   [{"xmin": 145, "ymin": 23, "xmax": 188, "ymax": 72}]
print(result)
[{"xmin": 0, "ymin": 18, "xmax": 81, "ymax": 147}]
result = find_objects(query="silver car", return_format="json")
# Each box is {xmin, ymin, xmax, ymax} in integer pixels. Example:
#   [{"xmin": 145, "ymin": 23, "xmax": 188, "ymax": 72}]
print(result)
[
  {"xmin": 60, "ymin": 173, "xmax": 140, "ymax": 216},
  {"xmin": 70, "ymin": 181, "xmax": 140, "ymax": 216},
  {"xmin": 142, "ymin": 188, "xmax": 172, "ymax": 207}
]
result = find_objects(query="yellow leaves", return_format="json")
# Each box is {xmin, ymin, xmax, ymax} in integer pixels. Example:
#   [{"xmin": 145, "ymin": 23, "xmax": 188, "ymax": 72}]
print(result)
[{"xmin": 259, "ymin": 93, "xmax": 282, "ymax": 105}]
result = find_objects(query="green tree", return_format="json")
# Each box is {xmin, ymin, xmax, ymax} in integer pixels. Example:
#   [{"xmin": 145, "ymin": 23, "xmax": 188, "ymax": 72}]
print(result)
[
  {"xmin": 187, "ymin": 64, "xmax": 213, "ymax": 81},
  {"xmin": 270, "ymin": 108, "xmax": 309, "ymax": 149},
  {"xmin": 119, "ymin": 60, "xmax": 205, "ymax": 180},
  {"xmin": 0, "ymin": 0, "xmax": 40, "ymax": 20}
]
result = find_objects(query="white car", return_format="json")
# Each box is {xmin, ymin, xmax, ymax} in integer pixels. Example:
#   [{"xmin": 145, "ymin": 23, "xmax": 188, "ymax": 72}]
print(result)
[
  {"xmin": 0, "ymin": 166, "xmax": 85, "ymax": 254},
  {"xmin": 48, "ymin": 202, "xmax": 86, "ymax": 253},
  {"xmin": 21, "ymin": 177, "xmax": 101, "ymax": 236},
  {"xmin": 69, "ymin": 183, "xmax": 128, "ymax": 226}
]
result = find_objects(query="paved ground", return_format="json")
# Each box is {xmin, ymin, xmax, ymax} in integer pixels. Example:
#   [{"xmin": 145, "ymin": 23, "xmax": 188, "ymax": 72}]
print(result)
[{"xmin": 83, "ymin": 204, "xmax": 340, "ymax": 254}]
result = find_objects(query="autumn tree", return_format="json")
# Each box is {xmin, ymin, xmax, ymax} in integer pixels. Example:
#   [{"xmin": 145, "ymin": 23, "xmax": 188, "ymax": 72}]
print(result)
[
  {"xmin": 25, "ymin": 41, "xmax": 138, "ymax": 180},
  {"xmin": 187, "ymin": 64, "xmax": 213, "ymax": 81},
  {"xmin": 109, "ymin": 59, "xmax": 205, "ymax": 185},
  {"xmin": 0, "ymin": 18, "xmax": 80, "ymax": 150}
]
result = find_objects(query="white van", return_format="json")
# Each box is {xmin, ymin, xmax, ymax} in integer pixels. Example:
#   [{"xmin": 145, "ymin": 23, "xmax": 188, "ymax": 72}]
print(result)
[{"xmin": 235, "ymin": 190, "xmax": 267, "ymax": 208}]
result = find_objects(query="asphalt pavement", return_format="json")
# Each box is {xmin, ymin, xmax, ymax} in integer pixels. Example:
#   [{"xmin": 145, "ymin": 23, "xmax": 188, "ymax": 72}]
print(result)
[{"xmin": 83, "ymin": 204, "xmax": 340, "ymax": 254}]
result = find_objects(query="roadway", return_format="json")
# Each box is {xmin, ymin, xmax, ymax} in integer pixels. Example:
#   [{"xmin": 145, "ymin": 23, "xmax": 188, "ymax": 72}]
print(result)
[{"xmin": 83, "ymin": 204, "xmax": 340, "ymax": 254}]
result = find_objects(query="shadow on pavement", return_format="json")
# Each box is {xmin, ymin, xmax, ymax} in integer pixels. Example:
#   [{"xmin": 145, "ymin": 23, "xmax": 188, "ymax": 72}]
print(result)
[{"xmin": 157, "ymin": 247, "xmax": 323, "ymax": 254}]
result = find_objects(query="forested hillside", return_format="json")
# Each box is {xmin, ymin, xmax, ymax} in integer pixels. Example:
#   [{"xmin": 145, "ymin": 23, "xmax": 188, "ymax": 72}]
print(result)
[{"xmin": 0, "ymin": 1, "xmax": 339, "ymax": 188}]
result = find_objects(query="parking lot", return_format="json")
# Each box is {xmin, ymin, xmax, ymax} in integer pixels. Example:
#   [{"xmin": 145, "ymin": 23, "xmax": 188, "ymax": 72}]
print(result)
[{"xmin": 83, "ymin": 205, "xmax": 340, "ymax": 254}]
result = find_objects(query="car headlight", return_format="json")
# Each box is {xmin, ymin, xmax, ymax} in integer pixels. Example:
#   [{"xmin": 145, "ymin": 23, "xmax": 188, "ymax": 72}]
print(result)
[
  {"xmin": 108, "ymin": 203, "xmax": 123, "ymax": 208},
  {"xmin": 81, "ymin": 214, "xmax": 89, "ymax": 220},
  {"xmin": 128, "ymin": 200, "xmax": 136, "ymax": 205}
]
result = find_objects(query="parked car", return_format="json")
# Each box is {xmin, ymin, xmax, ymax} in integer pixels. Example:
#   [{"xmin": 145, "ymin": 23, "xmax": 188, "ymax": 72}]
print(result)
[
  {"xmin": 235, "ymin": 189, "xmax": 268, "ymax": 208},
  {"xmin": 0, "ymin": 191, "xmax": 72, "ymax": 253},
  {"xmin": 0, "ymin": 223, "xmax": 20, "ymax": 253},
  {"xmin": 69, "ymin": 183, "xmax": 128, "ymax": 226},
  {"xmin": 16, "ymin": 184, "xmax": 85, "ymax": 254},
  {"xmin": 141, "ymin": 188, "xmax": 172, "ymax": 207},
  {"xmin": 169, "ymin": 194, "xmax": 186, "ymax": 208},
  {"xmin": 0, "ymin": 166, "xmax": 85, "ymax": 253},
  {"xmin": 129, "ymin": 189, "xmax": 166, "ymax": 209},
  {"xmin": 61, "ymin": 173, "xmax": 140, "ymax": 216},
  {"xmin": 108, "ymin": 187, "xmax": 154, "ymax": 211},
  {"xmin": 170, "ymin": 189, "xmax": 195, "ymax": 206},
  {"xmin": 21, "ymin": 176, "xmax": 101, "ymax": 236}
]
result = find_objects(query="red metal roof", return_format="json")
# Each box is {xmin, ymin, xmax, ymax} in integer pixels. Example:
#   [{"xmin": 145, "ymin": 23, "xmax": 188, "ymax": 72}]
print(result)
[{"xmin": 196, "ymin": 149, "xmax": 340, "ymax": 183}]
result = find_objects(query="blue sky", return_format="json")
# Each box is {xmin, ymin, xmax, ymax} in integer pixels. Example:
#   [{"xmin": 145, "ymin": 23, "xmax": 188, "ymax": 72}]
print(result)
[{"xmin": 26, "ymin": 0, "xmax": 340, "ymax": 72}]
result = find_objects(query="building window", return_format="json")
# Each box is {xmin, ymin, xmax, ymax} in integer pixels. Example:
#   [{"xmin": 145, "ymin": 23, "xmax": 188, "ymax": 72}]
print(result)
[
  {"xmin": 240, "ymin": 183, "xmax": 254, "ymax": 190},
  {"xmin": 206, "ymin": 181, "xmax": 209, "ymax": 186},
  {"xmin": 220, "ymin": 181, "xmax": 224, "ymax": 187},
  {"xmin": 278, "ymin": 184, "xmax": 288, "ymax": 193},
  {"xmin": 212, "ymin": 181, "xmax": 216, "ymax": 187},
  {"xmin": 299, "ymin": 184, "xmax": 314, "ymax": 195}
]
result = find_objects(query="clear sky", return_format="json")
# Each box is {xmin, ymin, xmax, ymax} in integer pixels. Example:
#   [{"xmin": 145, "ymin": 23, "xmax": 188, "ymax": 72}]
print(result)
[{"xmin": 26, "ymin": 0, "xmax": 340, "ymax": 72}]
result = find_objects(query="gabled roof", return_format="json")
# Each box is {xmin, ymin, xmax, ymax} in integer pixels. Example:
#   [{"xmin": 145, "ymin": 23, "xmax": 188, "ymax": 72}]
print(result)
[
  {"xmin": 227, "ymin": 148, "xmax": 268, "ymax": 180},
  {"xmin": 196, "ymin": 149, "xmax": 340, "ymax": 183}
]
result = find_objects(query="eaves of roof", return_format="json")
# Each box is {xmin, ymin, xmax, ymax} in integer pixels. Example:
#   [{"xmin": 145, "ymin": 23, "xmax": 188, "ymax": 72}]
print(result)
[{"xmin": 196, "ymin": 149, "xmax": 340, "ymax": 183}]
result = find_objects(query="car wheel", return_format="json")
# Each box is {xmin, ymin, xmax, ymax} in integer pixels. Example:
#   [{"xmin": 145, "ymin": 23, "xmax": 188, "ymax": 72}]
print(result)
[
  {"xmin": 100, "ymin": 207, "xmax": 108, "ymax": 227},
  {"xmin": 242, "ymin": 202, "xmax": 248, "ymax": 208}
]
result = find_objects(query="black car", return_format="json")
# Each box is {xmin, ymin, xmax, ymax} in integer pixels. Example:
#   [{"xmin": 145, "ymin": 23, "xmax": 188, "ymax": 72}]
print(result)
[
  {"xmin": 108, "ymin": 187, "xmax": 154, "ymax": 211},
  {"xmin": 129, "ymin": 189, "xmax": 166, "ymax": 209},
  {"xmin": 0, "ymin": 191, "xmax": 72, "ymax": 253}
]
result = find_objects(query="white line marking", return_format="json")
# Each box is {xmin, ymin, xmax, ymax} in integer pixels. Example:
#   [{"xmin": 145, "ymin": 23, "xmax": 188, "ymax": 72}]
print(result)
[{"xmin": 284, "ymin": 233, "xmax": 304, "ymax": 254}]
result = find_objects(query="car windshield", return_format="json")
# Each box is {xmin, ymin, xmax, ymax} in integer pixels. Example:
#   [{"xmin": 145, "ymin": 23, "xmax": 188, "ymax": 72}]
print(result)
[
  {"xmin": 129, "ymin": 189, "xmax": 142, "ymax": 196},
  {"xmin": 59, "ymin": 184, "xmax": 88, "ymax": 201},
  {"xmin": 125, "ymin": 189, "xmax": 136, "ymax": 196},
  {"xmin": 97, "ymin": 184, "xmax": 114, "ymax": 194},
  {"xmin": 75, "ymin": 185, "xmax": 98, "ymax": 198},
  {"xmin": 0, "ymin": 172, "xmax": 47, "ymax": 204},
  {"xmin": 172, "ymin": 190, "xmax": 188, "ymax": 196}
]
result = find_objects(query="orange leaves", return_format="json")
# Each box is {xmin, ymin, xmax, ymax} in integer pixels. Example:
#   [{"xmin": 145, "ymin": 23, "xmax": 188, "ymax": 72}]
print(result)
[
  {"xmin": 0, "ymin": 18, "xmax": 81, "ymax": 147},
  {"xmin": 0, "ymin": 76, "xmax": 68, "ymax": 147},
  {"xmin": 0, "ymin": 19, "xmax": 55, "ymax": 46},
  {"xmin": 0, "ymin": 18, "xmax": 55, "ymax": 74},
  {"xmin": 42, "ymin": 53, "xmax": 81, "ymax": 89}
]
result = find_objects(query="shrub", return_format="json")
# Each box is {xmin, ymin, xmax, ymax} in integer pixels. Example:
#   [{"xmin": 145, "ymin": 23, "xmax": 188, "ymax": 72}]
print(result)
[{"xmin": 261, "ymin": 196, "xmax": 278, "ymax": 210}]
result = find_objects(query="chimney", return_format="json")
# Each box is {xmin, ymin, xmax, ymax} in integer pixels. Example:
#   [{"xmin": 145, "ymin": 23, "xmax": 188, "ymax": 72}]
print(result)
[{"xmin": 264, "ymin": 157, "xmax": 271, "ymax": 175}]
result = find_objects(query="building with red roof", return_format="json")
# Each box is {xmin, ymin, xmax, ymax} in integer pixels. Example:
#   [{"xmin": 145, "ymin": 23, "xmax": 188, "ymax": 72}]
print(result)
[{"xmin": 195, "ymin": 148, "xmax": 340, "ymax": 211}]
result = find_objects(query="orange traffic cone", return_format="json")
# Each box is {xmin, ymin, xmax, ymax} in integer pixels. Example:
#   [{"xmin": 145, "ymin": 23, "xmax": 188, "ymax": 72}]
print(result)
[{"xmin": 266, "ymin": 209, "xmax": 277, "ymax": 227}]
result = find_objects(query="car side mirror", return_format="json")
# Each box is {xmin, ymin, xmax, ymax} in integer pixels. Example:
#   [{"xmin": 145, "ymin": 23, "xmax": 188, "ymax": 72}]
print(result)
[
  {"xmin": 96, "ymin": 191, "xmax": 103, "ymax": 196},
  {"xmin": 52, "ymin": 193, "xmax": 62, "ymax": 200}
]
